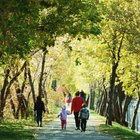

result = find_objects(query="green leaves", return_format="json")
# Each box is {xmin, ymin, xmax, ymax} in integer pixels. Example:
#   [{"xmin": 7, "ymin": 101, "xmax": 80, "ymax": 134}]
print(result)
[
  {"xmin": 0, "ymin": 0, "xmax": 40, "ymax": 65},
  {"xmin": 39, "ymin": 0, "xmax": 101, "ymax": 37}
]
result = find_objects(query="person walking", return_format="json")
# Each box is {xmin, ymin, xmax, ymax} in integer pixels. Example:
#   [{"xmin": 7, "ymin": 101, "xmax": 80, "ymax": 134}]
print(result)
[
  {"xmin": 65, "ymin": 93, "xmax": 72, "ymax": 108},
  {"xmin": 80, "ymin": 90, "xmax": 86, "ymax": 102},
  {"xmin": 71, "ymin": 91, "xmax": 84, "ymax": 130},
  {"xmin": 79, "ymin": 103, "xmax": 89, "ymax": 132},
  {"xmin": 34, "ymin": 96, "xmax": 45, "ymax": 127},
  {"xmin": 57, "ymin": 105, "xmax": 70, "ymax": 130}
]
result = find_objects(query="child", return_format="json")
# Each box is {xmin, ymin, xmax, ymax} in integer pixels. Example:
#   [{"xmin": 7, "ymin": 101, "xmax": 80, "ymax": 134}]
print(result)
[
  {"xmin": 79, "ymin": 103, "xmax": 89, "ymax": 132},
  {"xmin": 57, "ymin": 105, "xmax": 70, "ymax": 130}
]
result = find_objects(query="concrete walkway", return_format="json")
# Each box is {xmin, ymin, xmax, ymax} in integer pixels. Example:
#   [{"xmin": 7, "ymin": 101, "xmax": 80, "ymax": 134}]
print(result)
[{"xmin": 35, "ymin": 113, "xmax": 118, "ymax": 140}]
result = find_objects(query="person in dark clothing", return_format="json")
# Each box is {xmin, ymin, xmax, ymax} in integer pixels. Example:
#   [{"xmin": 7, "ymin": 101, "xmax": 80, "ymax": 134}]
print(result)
[
  {"xmin": 79, "ymin": 103, "xmax": 89, "ymax": 132},
  {"xmin": 80, "ymin": 90, "xmax": 86, "ymax": 102},
  {"xmin": 71, "ymin": 91, "xmax": 84, "ymax": 130},
  {"xmin": 34, "ymin": 96, "xmax": 45, "ymax": 127}
]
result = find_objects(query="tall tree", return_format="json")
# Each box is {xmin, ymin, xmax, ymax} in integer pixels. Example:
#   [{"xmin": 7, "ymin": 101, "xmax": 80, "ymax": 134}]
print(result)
[{"xmin": 98, "ymin": 0, "xmax": 140, "ymax": 125}]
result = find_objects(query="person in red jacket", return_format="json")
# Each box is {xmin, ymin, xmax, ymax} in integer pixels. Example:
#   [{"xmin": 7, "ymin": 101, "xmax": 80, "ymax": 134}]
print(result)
[{"xmin": 71, "ymin": 91, "xmax": 84, "ymax": 130}]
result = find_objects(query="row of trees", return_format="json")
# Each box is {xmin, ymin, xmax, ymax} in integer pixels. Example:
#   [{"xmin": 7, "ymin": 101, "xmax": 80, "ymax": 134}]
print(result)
[
  {"xmin": 0, "ymin": 0, "xmax": 100, "ymax": 120},
  {"xmin": 96, "ymin": 0, "xmax": 140, "ymax": 129},
  {"xmin": 0, "ymin": 0, "xmax": 140, "ymax": 131},
  {"xmin": 73, "ymin": 0, "xmax": 140, "ymax": 129}
]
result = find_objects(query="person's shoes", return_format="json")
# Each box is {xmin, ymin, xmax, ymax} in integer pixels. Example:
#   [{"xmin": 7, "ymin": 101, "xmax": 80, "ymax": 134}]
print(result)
[
  {"xmin": 75, "ymin": 128, "xmax": 80, "ymax": 130},
  {"xmin": 83, "ymin": 129, "xmax": 86, "ymax": 132},
  {"xmin": 64, "ymin": 126, "xmax": 66, "ymax": 130},
  {"xmin": 40, "ymin": 124, "xmax": 42, "ymax": 127}
]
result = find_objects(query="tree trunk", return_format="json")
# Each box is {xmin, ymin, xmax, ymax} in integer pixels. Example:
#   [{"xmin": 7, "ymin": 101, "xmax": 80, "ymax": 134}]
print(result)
[
  {"xmin": 113, "ymin": 93, "xmax": 122, "ymax": 123},
  {"xmin": 122, "ymin": 95, "xmax": 132, "ymax": 126},
  {"xmin": 88, "ymin": 83, "xmax": 95, "ymax": 110},
  {"xmin": 15, "ymin": 88, "xmax": 28, "ymax": 119},
  {"xmin": 9, "ymin": 94, "xmax": 16, "ymax": 119},
  {"xmin": 131, "ymin": 87, "xmax": 140, "ymax": 130},
  {"xmin": 0, "ymin": 69, "xmax": 10, "ymax": 120},
  {"xmin": 96, "ymin": 92, "xmax": 104, "ymax": 113},
  {"xmin": 112, "ymin": 87, "xmax": 116, "ymax": 122},
  {"xmin": 22, "ymin": 95, "xmax": 28, "ymax": 119},
  {"xmin": 131, "ymin": 65, "xmax": 140, "ymax": 130},
  {"xmin": 99, "ymin": 91, "xmax": 107, "ymax": 116},
  {"xmin": 20, "ymin": 64, "xmax": 28, "ymax": 119},
  {"xmin": 16, "ymin": 88, "xmax": 28, "ymax": 119},
  {"xmin": 113, "ymin": 83, "xmax": 125, "ymax": 124},
  {"xmin": 105, "ymin": 32, "xmax": 124, "ymax": 125},
  {"xmin": 95, "ymin": 89, "xmax": 102, "ymax": 113},
  {"xmin": 44, "ymin": 90, "xmax": 49, "ymax": 114},
  {"xmin": 3, "ymin": 62, "xmax": 26, "ymax": 120},
  {"xmin": 15, "ymin": 105, "xmax": 20, "ymax": 119},
  {"xmin": 107, "ymin": 64, "xmax": 118, "ymax": 125},
  {"xmin": 131, "ymin": 99, "xmax": 140, "ymax": 130},
  {"xmin": 27, "ymin": 65, "xmax": 35, "ymax": 104},
  {"xmin": 38, "ymin": 50, "xmax": 47, "ymax": 96}
]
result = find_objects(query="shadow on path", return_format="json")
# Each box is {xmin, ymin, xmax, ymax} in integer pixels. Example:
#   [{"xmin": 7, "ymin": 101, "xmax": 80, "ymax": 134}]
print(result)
[{"xmin": 35, "ymin": 114, "xmax": 118, "ymax": 140}]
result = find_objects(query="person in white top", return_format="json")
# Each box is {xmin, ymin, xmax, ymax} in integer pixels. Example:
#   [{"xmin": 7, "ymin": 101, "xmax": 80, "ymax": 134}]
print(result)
[{"xmin": 57, "ymin": 105, "xmax": 70, "ymax": 130}]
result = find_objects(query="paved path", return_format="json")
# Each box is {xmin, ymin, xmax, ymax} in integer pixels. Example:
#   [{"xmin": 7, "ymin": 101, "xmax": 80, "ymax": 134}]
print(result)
[{"xmin": 35, "ymin": 113, "xmax": 118, "ymax": 140}]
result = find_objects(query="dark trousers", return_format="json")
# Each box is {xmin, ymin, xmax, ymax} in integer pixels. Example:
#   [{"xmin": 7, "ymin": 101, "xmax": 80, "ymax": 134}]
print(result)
[
  {"xmin": 81, "ymin": 119, "xmax": 87, "ymax": 131},
  {"xmin": 36, "ymin": 111, "xmax": 43, "ymax": 126},
  {"xmin": 74, "ymin": 112, "xmax": 80, "ymax": 129}
]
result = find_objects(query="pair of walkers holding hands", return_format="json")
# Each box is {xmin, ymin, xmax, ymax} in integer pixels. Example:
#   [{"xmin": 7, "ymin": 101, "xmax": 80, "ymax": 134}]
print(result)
[{"xmin": 58, "ymin": 91, "xmax": 89, "ymax": 132}]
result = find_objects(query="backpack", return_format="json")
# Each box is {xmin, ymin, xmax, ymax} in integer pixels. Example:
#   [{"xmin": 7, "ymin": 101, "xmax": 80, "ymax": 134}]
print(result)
[{"xmin": 80, "ymin": 108, "xmax": 89, "ymax": 119}]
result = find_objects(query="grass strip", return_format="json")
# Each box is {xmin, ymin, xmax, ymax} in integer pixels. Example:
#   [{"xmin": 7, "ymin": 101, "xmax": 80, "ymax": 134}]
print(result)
[
  {"xmin": 94, "ymin": 113, "xmax": 140, "ymax": 140},
  {"xmin": 0, "ymin": 122, "xmax": 34, "ymax": 140},
  {"xmin": 0, "ymin": 112, "xmax": 58, "ymax": 140}
]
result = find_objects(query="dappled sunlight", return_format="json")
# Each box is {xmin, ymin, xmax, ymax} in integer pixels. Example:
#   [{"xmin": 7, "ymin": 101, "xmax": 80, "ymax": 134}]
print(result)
[{"xmin": 35, "ymin": 114, "xmax": 118, "ymax": 140}]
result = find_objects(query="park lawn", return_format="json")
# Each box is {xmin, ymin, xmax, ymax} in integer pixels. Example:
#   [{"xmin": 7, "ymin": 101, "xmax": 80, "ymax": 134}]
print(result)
[
  {"xmin": 0, "ymin": 121, "xmax": 35, "ymax": 140},
  {"xmin": 0, "ymin": 113, "xmax": 57, "ymax": 140},
  {"xmin": 94, "ymin": 113, "xmax": 140, "ymax": 140},
  {"xmin": 98, "ymin": 123, "xmax": 140, "ymax": 140}
]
